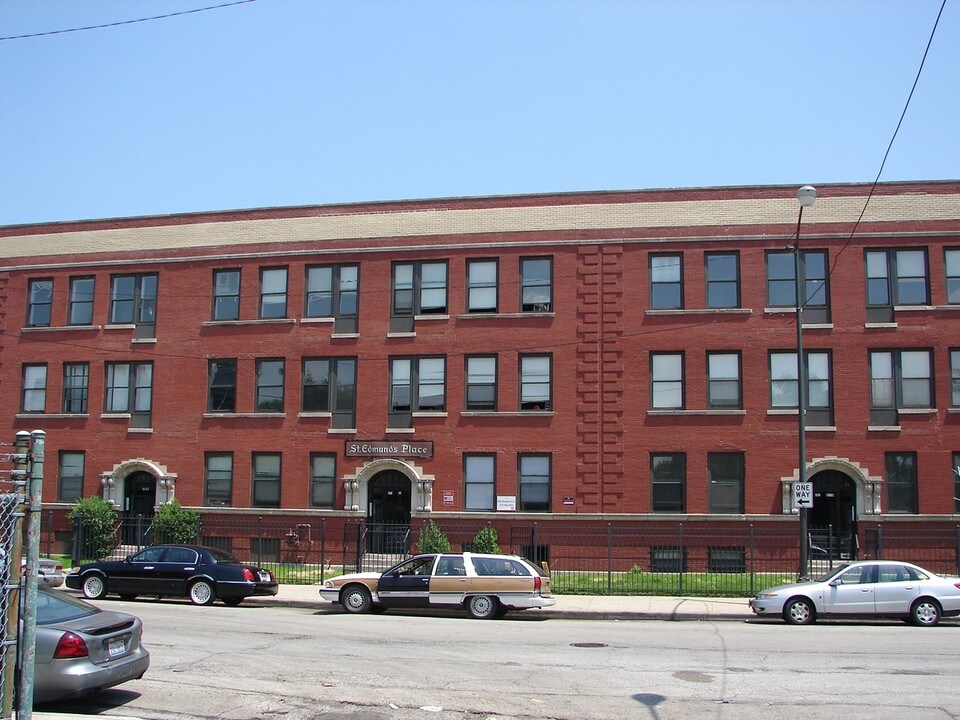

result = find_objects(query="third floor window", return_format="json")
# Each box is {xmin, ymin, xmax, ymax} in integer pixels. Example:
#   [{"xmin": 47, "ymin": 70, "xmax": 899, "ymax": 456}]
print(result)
[
  {"xmin": 466, "ymin": 259, "xmax": 498, "ymax": 313},
  {"xmin": 68, "ymin": 277, "xmax": 95, "ymax": 325},
  {"xmin": 866, "ymin": 249, "xmax": 928, "ymax": 322},
  {"xmin": 212, "ymin": 269, "xmax": 241, "ymax": 321},
  {"xmin": 705, "ymin": 252, "xmax": 739, "ymax": 309},
  {"xmin": 391, "ymin": 261, "xmax": 447, "ymax": 332},
  {"xmin": 766, "ymin": 250, "xmax": 829, "ymax": 323},
  {"xmin": 520, "ymin": 257, "xmax": 552, "ymax": 312},
  {"xmin": 650, "ymin": 254, "xmax": 682, "ymax": 310},
  {"xmin": 26, "ymin": 279, "xmax": 52, "ymax": 327},
  {"xmin": 259, "ymin": 267, "xmax": 288, "ymax": 319},
  {"xmin": 305, "ymin": 264, "xmax": 359, "ymax": 333},
  {"xmin": 110, "ymin": 274, "xmax": 157, "ymax": 337}
]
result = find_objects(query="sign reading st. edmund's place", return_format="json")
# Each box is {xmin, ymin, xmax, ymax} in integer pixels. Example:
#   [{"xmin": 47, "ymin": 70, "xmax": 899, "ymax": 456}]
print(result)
[{"xmin": 345, "ymin": 440, "xmax": 434, "ymax": 459}]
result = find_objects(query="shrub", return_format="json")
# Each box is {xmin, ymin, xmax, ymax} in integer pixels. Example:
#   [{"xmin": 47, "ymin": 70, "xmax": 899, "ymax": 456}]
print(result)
[
  {"xmin": 151, "ymin": 500, "xmax": 201, "ymax": 544},
  {"xmin": 417, "ymin": 520, "xmax": 451, "ymax": 554},
  {"xmin": 471, "ymin": 526, "xmax": 500, "ymax": 554},
  {"xmin": 68, "ymin": 497, "xmax": 119, "ymax": 560}
]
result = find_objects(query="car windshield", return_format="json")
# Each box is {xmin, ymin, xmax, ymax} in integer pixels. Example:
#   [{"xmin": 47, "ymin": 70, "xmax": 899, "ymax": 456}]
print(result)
[
  {"xmin": 36, "ymin": 590, "xmax": 97, "ymax": 625},
  {"xmin": 207, "ymin": 548, "xmax": 241, "ymax": 564},
  {"xmin": 818, "ymin": 564, "xmax": 852, "ymax": 582}
]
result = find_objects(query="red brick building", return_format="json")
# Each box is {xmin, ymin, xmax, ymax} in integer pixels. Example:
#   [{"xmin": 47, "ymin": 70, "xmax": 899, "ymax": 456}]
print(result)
[{"xmin": 2, "ymin": 180, "xmax": 959, "ymax": 554}]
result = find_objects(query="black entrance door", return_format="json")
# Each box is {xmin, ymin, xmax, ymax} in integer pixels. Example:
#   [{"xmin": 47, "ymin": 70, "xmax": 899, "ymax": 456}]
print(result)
[
  {"xmin": 367, "ymin": 470, "xmax": 411, "ymax": 553},
  {"xmin": 808, "ymin": 470, "xmax": 857, "ymax": 560},
  {"xmin": 123, "ymin": 471, "xmax": 156, "ymax": 545}
]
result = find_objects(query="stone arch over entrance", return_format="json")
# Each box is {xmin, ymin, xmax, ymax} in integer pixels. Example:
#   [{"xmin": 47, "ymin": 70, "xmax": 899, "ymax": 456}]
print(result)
[
  {"xmin": 100, "ymin": 458, "xmax": 177, "ymax": 510},
  {"xmin": 342, "ymin": 458, "xmax": 434, "ymax": 514},
  {"xmin": 779, "ymin": 456, "xmax": 882, "ymax": 516}
]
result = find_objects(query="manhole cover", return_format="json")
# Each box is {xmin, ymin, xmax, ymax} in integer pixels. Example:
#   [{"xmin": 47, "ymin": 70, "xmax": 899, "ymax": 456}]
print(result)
[{"xmin": 570, "ymin": 642, "xmax": 608, "ymax": 648}]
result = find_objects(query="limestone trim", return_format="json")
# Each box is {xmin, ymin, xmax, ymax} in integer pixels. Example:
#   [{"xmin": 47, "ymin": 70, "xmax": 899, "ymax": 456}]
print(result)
[
  {"xmin": 342, "ymin": 458, "xmax": 435, "ymax": 513},
  {"xmin": 100, "ymin": 457, "xmax": 178, "ymax": 509},
  {"xmin": 779, "ymin": 456, "xmax": 882, "ymax": 515}
]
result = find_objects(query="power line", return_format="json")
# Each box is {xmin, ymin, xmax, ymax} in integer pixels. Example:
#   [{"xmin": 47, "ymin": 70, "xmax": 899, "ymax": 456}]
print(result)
[{"xmin": 0, "ymin": 1, "xmax": 256, "ymax": 42}]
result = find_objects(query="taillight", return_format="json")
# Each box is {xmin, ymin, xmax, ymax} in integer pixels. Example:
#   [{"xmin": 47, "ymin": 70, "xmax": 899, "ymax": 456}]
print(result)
[
  {"xmin": 954, "ymin": 582, "xmax": 960, "ymax": 590},
  {"xmin": 533, "ymin": 575, "xmax": 542, "ymax": 594},
  {"xmin": 53, "ymin": 632, "xmax": 88, "ymax": 659},
  {"xmin": 243, "ymin": 568, "xmax": 255, "ymax": 582}
]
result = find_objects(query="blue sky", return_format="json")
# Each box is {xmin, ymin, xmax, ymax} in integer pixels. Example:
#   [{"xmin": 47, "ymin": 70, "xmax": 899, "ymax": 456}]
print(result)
[{"xmin": 0, "ymin": 1, "xmax": 956, "ymax": 226}]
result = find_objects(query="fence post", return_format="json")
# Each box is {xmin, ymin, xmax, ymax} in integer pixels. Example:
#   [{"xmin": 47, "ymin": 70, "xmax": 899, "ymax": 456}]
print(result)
[
  {"xmin": 876, "ymin": 525, "xmax": 884, "ymax": 560},
  {"xmin": 532, "ymin": 523, "xmax": 539, "ymax": 566},
  {"xmin": 319, "ymin": 517, "xmax": 326, "ymax": 581},
  {"xmin": 955, "ymin": 525, "xmax": 960, "ymax": 576},
  {"xmin": 748, "ymin": 523, "xmax": 755, "ymax": 597},
  {"xmin": 71, "ymin": 515, "xmax": 83, "ymax": 568},
  {"xmin": 607, "ymin": 524, "xmax": 613, "ymax": 596},
  {"xmin": 678, "ymin": 523, "xmax": 684, "ymax": 596},
  {"xmin": 257, "ymin": 516, "xmax": 264, "ymax": 567}
]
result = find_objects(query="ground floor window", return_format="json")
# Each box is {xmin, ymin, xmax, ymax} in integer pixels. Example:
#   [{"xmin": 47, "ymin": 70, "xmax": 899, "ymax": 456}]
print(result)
[
  {"xmin": 253, "ymin": 453, "xmax": 281, "ymax": 508},
  {"xmin": 205, "ymin": 452, "xmax": 233, "ymax": 507},
  {"xmin": 708, "ymin": 452, "xmax": 744, "ymax": 513},
  {"xmin": 886, "ymin": 451, "xmax": 917, "ymax": 513},
  {"xmin": 518, "ymin": 454, "xmax": 550, "ymax": 512},
  {"xmin": 57, "ymin": 451, "xmax": 84, "ymax": 503},
  {"xmin": 464, "ymin": 454, "xmax": 495, "ymax": 511},
  {"xmin": 310, "ymin": 453, "xmax": 336, "ymax": 508},
  {"xmin": 650, "ymin": 453, "xmax": 685, "ymax": 512}
]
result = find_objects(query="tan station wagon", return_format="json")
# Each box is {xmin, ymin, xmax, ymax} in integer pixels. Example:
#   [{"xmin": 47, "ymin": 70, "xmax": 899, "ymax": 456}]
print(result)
[{"xmin": 319, "ymin": 552, "xmax": 555, "ymax": 619}]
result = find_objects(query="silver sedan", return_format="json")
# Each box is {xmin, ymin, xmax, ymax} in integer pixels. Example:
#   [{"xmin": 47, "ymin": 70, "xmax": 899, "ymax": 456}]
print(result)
[{"xmin": 749, "ymin": 560, "xmax": 960, "ymax": 626}]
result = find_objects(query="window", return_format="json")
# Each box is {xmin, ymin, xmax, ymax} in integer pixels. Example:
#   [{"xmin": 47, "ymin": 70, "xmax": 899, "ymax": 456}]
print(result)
[
  {"xmin": 869, "ymin": 349, "xmax": 933, "ymax": 424},
  {"xmin": 302, "ymin": 358, "xmax": 357, "ymax": 428},
  {"xmin": 467, "ymin": 259, "xmax": 498, "ymax": 312},
  {"xmin": 650, "ymin": 254, "xmax": 682, "ymax": 310},
  {"xmin": 946, "ymin": 249, "xmax": 960, "ymax": 304},
  {"xmin": 519, "ymin": 454, "xmax": 550, "ymax": 512},
  {"xmin": 389, "ymin": 356, "xmax": 445, "ymax": 426},
  {"xmin": 708, "ymin": 452, "xmax": 744, "ymax": 513},
  {"xmin": 62, "ymin": 363, "xmax": 89, "ymax": 413},
  {"xmin": 21, "ymin": 365, "xmax": 47, "ymax": 413},
  {"xmin": 68, "ymin": 277, "xmax": 94, "ymax": 325},
  {"xmin": 520, "ymin": 355, "xmax": 551, "ymax": 411},
  {"xmin": 255, "ymin": 359, "xmax": 285, "ymax": 412},
  {"xmin": 463, "ymin": 455, "xmax": 495, "ymax": 511},
  {"xmin": 885, "ymin": 451, "xmax": 917, "ymax": 513},
  {"xmin": 651, "ymin": 453, "xmax": 685, "ymax": 512},
  {"xmin": 952, "ymin": 350, "xmax": 960, "ymax": 407},
  {"xmin": 305, "ymin": 264, "xmax": 359, "ymax": 332},
  {"xmin": 769, "ymin": 351, "xmax": 833, "ymax": 426},
  {"xmin": 204, "ymin": 452, "xmax": 233, "ymax": 507},
  {"xmin": 866, "ymin": 249, "xmax": 929, "ymax": 322},
  {"xmin": 26, "ymin": 279, "xmax": 53, "ymax": 327},
  {"xmin": 520, "ymin": 257, "xmax": 552, "ymax": 312},
  {"xmin": 465, "ymin": 355, "xmax": 497, "ymax": 411},
  {"xmin": 105, "ymin": 362, "xmax": 153, "ymax": 426},
  {"xmin": 707, "ymin": 352, "xmax": 741, "ymax": 409},
  {"xmin": 58, "ymin": 451, "xmax": 84, "ymax": 503},
  {"xmin": 705, "ymin": 252, "xmax": 739, "ymax": 309},
  {"xmin": 953, "ymin": 452, "xmax": 960, "ymax": 513},
  {"xmin": 310, "ymin": 453, "xmax": 336, "ymax": 508},
  {"xmin": 650, "ymin": 353, "xmax": 683, "ymax": 409},
  {"xmin": 259, "ymin": 267, "xmax": 288, "ymax": 319},
  {"xmin": 252, "ymin": 453, "xmax": 281, "ymax": 508},
  {"xmin": 110, "ymin": 274, "xmax": 157, "ymax": 337},
  {"xmin": 208, "ymin": 360, "xmax": 237, "ymax": 412},
  {"xmin": 766, "ymin": 250, "xmax": 829, "ymax": 322},
  {"xmin": 391, "ymin": 261, "xmax": 447, "ymax": 331},
  {"xmin": 212, "ymin": 270, "xmax": 240, "ymax": 321}
]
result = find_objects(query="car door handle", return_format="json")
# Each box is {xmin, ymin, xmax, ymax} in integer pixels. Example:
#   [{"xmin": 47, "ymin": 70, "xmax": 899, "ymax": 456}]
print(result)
[
  {"xmin": 184, "ymin": 567, "xmax": 195, "ymax": 571},
  {"xmin": 143, "ymin": 566, "xmax": 155, "ymax": 570}
]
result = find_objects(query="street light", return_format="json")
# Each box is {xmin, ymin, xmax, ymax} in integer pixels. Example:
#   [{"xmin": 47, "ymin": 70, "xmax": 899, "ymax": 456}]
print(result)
[{"xmin": 795, "ymin": 184, "xmax": 816, "ymax": 581}]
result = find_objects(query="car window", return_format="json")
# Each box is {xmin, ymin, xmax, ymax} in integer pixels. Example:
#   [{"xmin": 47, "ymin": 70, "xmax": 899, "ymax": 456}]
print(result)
[
  {"xmin": 877, "ymin": 565, "xmax": 909, "ymax": 583},
  {"xmin": 435, "ymin": 557, "xmax": 466, "ymax": 576},
  {"xmin": 207, "ymin": 548, "xmax": 241, "ymax": 564},
  {"xmin": 836, "ymin": 566, "xmax": 874, "ymax": 584},
  {"xmin": 163, "ymin": 548, "xmax": 198, "ymax": 564},
  {"xmin": 36, "ymin": 590, "xmax": 96, "ymax": 624},
  {"xmin": 473, "ymin": 558, "xmax": 531, "ymax": 577},
  {"xmin": 390, "ymin": 556, "xmax": 435, "ymax": 576},
  {"xmin": 131, "ymin": 547, "xmax": 166, "ymax": 563}
]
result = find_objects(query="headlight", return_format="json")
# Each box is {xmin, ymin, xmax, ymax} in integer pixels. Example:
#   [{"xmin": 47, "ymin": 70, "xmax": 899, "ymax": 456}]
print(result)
[{"xmin": 756, "ymin": 593, "xmax": 779, "ymax": 599}]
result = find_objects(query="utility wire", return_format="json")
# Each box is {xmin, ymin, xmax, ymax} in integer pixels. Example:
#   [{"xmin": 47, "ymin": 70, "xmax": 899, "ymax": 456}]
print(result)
[{"xmin": 0, "ymin": 0, "xmax": 256, "ymax": 41}]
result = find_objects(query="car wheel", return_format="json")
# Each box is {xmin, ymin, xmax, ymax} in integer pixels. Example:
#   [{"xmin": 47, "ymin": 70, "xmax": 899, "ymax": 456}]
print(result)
[
  {"xmin": 910, "ymin": 598, "xmax": 941, "ymax": 627},
  {"xmin": 783, "ymin": 598, "xmax": 815, "ymax": 625},
  {"xmin": 341, "ymin": 585, "xmax": 372, "ymax": 613},
  {"xmin": 81, "ymin": 574, "xmax": 107, "ymax": 600},
  {"xmin": 467, "ymin": 594, "xmax": 499, "ymax": 619},
  {"xmin": 119, "ymin": 594, "xmax": 138, "ymax": 601},
  {"xmin": 222, "ymin": 597, "xmax": 244, "ymax": 607},
  {"xmin": 189, "ymin": 579, "xmax": 216, "ymax": 606}
]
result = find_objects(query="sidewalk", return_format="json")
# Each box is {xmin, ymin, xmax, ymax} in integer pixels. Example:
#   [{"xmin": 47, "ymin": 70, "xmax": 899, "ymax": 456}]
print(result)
[{"xmin": 246, "ymin": 583, "xmax": 755, "ymax": 621}]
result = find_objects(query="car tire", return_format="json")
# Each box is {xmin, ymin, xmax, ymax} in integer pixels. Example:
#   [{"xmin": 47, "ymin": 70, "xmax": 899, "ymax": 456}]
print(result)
[
  {"xmin": 783, "ymin": 597, "xmax": 815, "ymax": 625},
  {"xmin": 189, "ymin": 579, "xmax": 216, "ymax": 606},
  {"xmin": 466, "ymin": 594, "xmax": 499, "ymax": 619},
  {"xmin": 910, "ymin": 597, "xmax": 941, "ymax": 627},
  {"xmin": 222, "ymin": 597, "xmax": 244, "ymax": 607},
  {"xmin": 81, "ymin": 574, "xmax": 107, "ymax": 600},
  {"xmin": 341, "ymin": 585, "xmax": 372, "ymax": 613}
]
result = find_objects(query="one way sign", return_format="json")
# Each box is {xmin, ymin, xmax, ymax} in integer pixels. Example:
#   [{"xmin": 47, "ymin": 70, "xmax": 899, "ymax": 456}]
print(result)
[{"xmin": 794, "ymin": 482, "xmax": 813, "ymax": 509}]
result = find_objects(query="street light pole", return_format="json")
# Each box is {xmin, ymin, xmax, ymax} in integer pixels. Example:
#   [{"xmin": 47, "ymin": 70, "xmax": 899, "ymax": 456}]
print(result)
[{"xmin": 795, "ymin": 185, "xmax": 817, "ymax": 581}]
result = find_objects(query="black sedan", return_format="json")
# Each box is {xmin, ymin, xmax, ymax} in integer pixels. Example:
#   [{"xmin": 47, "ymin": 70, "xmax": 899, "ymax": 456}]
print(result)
[{"xmin": 65, "ymin": 545, "xmax": 278, "ymax": 606}]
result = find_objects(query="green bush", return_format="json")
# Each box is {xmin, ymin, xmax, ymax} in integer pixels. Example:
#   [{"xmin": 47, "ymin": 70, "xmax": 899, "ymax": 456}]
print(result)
[
  {"xmin": 150, "ymin": 500, "xmax": 201, "ymax": 544},
  {"xmin": 471, "ymin": 526, "xmax": 500, "ymax": 554},
  {"xmin": 68, "ymin": 497, "xmax": 119, "ymax": 561},
  {"xmin": 417, "ymin": 520, "xmax": 451, "ymax": 554}
]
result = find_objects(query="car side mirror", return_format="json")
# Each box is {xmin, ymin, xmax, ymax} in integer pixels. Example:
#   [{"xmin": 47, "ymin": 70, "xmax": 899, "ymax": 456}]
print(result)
[
  {"xmin": 828, "ymin": 579, "xmax": 840, "ymax": 586},
  {"xmin": 124, "ymin": 555, "xmax": 133, "ymax": 562}
]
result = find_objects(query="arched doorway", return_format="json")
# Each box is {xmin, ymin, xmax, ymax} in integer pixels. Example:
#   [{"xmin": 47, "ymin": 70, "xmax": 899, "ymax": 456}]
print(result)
[
  {"xmin": 367, "ymin": 470, "xmax": 411, "ymax": 553},
  {"xmin": 123, "ymin": 471, "xmax": 157, "ymax": 544},
  {"xmin": 808, "ymin": 469, "xmax": 857, "ymax": 560}
]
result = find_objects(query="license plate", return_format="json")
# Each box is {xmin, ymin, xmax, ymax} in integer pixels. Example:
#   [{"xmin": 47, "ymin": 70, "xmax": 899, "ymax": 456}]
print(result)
[
  {"xmin": 108, "ymin": 639, "xmax": 125, "ymax": 658},
  {"xmin": 258, "ymin": 571, "xmax": 271, "ymax": 582}
]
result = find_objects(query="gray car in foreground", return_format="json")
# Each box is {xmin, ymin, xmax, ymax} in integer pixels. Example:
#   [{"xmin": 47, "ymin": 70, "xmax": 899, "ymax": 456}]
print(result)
[
  {"xmin": 749, "ymin": 560, "xmax": 960, "ymax": 626},
  {"xmin": 32, "ymin": 588, "xmax": 150, "ymax": 704}
]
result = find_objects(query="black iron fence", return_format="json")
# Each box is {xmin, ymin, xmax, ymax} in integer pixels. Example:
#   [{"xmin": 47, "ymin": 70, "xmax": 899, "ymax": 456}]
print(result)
[{"xmin": 64, "ymin": 515, "xmax": 960, "ymax": 598}]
